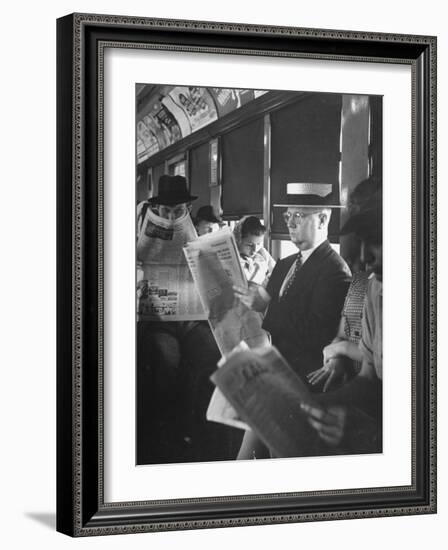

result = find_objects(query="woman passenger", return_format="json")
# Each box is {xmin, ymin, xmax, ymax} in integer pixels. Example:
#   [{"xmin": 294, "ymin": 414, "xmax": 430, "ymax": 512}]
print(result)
[{"xmin": 233, "ymin": 216, "xmax": 275, "ymax": 286}]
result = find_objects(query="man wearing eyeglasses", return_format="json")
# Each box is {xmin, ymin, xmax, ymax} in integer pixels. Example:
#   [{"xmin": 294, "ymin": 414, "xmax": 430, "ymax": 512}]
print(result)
[{"xmin": 235, "ymin": 183, "xmax": 351, "ymax": 384}]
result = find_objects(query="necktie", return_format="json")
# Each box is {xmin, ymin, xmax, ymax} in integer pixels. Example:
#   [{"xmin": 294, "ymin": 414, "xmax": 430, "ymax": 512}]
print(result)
[{"xmin": 280, "ymin": 252, "xmax": 303, "ymax": 298}]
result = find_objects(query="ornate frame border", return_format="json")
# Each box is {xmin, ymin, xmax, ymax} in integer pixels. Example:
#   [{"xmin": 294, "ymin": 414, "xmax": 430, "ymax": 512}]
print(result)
[{"xmin": 56, "ymin": 13, "xmax": 437, "ymax": 537}]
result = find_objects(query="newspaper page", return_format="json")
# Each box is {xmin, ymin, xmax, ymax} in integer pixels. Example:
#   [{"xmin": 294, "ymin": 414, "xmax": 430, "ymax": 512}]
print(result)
[
  {"xmin": 137, "ymin": 207, "xmax": 206, "ymax": 321},
  {"xmin": 183, "ymin": 228, "xmax": 270, "ymax": 429},
  {"xmin": 183, "ymin": 227, "xmax": 269, "ymax": 354},
  {"xmin": 211, "ymin": 346, "xmax": 323, "ymax": 458},
  {"xmin": 207, "ymin": 342, "xmax": 251, "ymax": 431}
]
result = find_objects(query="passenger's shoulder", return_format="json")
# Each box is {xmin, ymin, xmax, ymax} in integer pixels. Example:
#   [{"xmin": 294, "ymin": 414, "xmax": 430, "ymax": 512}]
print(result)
[
  {"xmin": 276, "ymin": 253, "xmax": 297, "ymax": 266},
  {"xmin": 270, "ymin": 254, "xmax": 296, "ymax": 279},
  {"xmin": 325, "ymin": 246, "xmax": 351, "ymax": 275}
]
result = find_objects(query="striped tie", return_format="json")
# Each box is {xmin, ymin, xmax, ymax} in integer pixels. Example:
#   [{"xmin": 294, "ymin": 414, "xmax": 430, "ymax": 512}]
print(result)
[{"xmin": 281, "ymin": 252, "xmax": 303, "ymax": 298}]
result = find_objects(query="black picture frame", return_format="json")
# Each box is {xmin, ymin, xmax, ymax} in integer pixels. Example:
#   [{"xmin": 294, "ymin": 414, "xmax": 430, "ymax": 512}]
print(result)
[{"xmin": 56, "ymin": 13, "xmax": 437, "ymax": 536}]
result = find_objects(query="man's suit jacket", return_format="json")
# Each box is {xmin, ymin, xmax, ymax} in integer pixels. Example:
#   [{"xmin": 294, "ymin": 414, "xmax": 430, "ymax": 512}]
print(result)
[{"xmin": 263, "ymin": 240, "xmax": 351, "ymax": 380}]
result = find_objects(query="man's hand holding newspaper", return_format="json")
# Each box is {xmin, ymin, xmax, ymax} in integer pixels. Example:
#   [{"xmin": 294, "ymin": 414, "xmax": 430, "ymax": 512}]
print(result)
[{"xmin": 183, "ymin": 228, "xmax": 270, "ymax": 429}]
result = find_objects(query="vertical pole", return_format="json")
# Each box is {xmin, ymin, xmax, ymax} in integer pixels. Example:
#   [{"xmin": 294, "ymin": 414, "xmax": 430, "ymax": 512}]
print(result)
[{"xmin": 263, "ymin": 113, "xmax": 272, "ymax": 252}]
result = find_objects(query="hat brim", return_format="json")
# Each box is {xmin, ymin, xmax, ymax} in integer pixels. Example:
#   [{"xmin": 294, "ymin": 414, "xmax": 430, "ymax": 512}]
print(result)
[
  {"xmin": 280, "ymin": 189, "xmax": 343, "ymax": 208},
  {"xmin": 147, "ymin": 194, "xmax": 197, "ymax": 206}
]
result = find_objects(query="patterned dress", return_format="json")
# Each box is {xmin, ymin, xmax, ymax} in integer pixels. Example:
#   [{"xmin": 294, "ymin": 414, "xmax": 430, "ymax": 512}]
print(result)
[{"xmin": 341, "ymin": 271, "xmax": 371, "ymax": 375}]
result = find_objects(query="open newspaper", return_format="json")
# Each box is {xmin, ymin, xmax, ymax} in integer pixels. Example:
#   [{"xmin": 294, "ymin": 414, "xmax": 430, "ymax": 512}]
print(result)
[
  {"xmin": 183, "ymin": 228, "xmax": 270, "ymax": 429},
  {"xmin": 211, "ymin": 345, "xmax": 323, "ymax": 458},
  {"xmin": 137, "ymin": 207, "xmax": 206, "ymax": 321},
  {"xmin": 183, "ymin": 227, "xmax": 269, "ymax": 354}
]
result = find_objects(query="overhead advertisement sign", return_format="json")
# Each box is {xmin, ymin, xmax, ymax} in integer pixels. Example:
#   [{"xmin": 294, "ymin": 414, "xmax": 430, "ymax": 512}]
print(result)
[
  {"xmin": 137, "ymin": 120, "xmax": 159, "ymax": 162},
  {"xmin": 168, "ymin": 86, "xmax": 218, "ymax": 132},
  {"xmin": 136, "ymin": 85, "xmax": 270, "ymax": 163}
]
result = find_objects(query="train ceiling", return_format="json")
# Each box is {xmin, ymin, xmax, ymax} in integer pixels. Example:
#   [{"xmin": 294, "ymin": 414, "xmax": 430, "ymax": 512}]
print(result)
[{"xmin": 136, "ymin": 84, "xmax": 268, "ymax": 163}]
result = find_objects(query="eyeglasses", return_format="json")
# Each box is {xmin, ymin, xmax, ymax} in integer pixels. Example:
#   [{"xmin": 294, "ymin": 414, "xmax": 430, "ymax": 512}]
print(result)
[{"xmin": 282, "ymin": 211, "xmax": 321, "ymax": 225}]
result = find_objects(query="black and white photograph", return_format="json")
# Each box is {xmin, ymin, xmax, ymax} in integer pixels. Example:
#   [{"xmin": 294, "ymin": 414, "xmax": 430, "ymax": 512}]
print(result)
[
  {"xmin": 1, "ymin": 0, "xmax": 445, "ymax": 546},
  {"xmin": 135, "ymin": 84, "xmax": 383, "ymax": 466},
  {"xmin": 53, "ymin": 9, "xmax": 437, "ymax": 539}
]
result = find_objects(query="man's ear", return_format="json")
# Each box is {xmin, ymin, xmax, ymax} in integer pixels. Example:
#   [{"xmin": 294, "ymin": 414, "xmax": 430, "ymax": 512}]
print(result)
[
  {"xmin": 319, "ymin": 210, "xmax": 331, "ymax": 228},
  {"xmin": 187, "ymin": 203, "xmax": 193, "ymax": 212}
]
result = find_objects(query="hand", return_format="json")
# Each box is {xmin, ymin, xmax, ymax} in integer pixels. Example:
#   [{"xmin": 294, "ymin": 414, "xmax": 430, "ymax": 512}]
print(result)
[
  {"xmin": 306, "ymin": 357, "xmax": 347, "ymax": 392},
  {"xmin": 322, "ymin": 340, "xmax": 347, "ymax": 364},
  {"xmin": 233, "ymin": 283, "xmax": 269, "ymax": 312},
  {"xmin": 301, "ymin": 403, "xmax": 347, "ymax": 447},
  {"xmin": 232, "ymin": 284, "xmax": 252, "ymax": 308},
  {"xmin": 324, "ymin": 339, "xmax": 364, "ymax": 364}
]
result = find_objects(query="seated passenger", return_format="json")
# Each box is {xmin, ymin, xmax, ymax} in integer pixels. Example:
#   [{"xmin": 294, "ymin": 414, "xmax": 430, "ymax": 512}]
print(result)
[
  {"xmin": 233, "ymin": 216, "xmax": 275, "ymax": 286},
  {"xmin": 194, "ymin": 205, "xmax": 222, "ymax": 236}
]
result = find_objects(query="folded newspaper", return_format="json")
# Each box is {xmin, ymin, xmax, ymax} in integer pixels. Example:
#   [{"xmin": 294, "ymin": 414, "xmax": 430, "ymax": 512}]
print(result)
[
  {"xmin": 210, "ymin": 345, "xmax": 323, "ymax": 458},
  {"xmin": 183, "ymin": 228, "xmax": 270, "ymax": 429},
  {"xmin": 137, "ymin": 207, "xmax": 206, "ymax": 321}
]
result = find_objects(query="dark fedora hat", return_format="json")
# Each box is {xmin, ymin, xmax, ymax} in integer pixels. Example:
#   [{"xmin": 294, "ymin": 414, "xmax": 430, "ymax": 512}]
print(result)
[
  {"xmin": 274, "ymin": 182, "xmax": 343, "ymax": 208},
  {"xmin": 148, "ymin": 175, "xmax": 197, "ymax": 206},
  {"xmin": 195, "ymin": 205, "xmax": 222, "ymax": 224},
  {"xmin": 340, "ymin": 191, "xmax": 382, "ymax": 243}
]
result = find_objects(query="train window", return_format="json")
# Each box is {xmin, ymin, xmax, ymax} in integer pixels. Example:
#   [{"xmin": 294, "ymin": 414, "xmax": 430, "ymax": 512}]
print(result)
[
  {"xmin": 275, "ymin": 239, "xmax": 297, "ymax": 260},
  {"xmin": 190, "ymin": 142, "xmax": 211, "ymax": 209},
  {"xmin": 136, "ymin": 166, "xmax": 152, "ymax": 203},
  {"xmin": 167, "ymin": 156, "xmax": 186, "ymax": 177},
  {"xmin": 221, "ymin": 117, "xmax": 264, "ymax": 217},
  {"xmin": 149, "ymin": 163, "xmax": 165, "ymax": 198}
]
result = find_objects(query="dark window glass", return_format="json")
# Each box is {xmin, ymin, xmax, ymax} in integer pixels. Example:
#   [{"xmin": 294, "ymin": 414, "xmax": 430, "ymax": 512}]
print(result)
[
  {"xmin": 189, "ymin": 142, "xmax": 210, "ymax": 209},
  {"xmin": 221, "ymin": 117, "xmax": 264, "ymax": 217}
]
